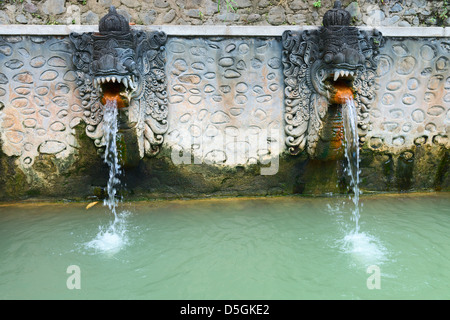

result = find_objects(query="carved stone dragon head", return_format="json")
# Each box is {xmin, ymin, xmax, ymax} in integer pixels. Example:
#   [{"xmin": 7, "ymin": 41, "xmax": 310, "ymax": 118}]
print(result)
[
  {"xmin": 70, "ymin": 6, "xmax": 168, "ymax": 157},
  {"xmin": 282, "ymin": 0, "xmax": 383, "ymax": 159}
]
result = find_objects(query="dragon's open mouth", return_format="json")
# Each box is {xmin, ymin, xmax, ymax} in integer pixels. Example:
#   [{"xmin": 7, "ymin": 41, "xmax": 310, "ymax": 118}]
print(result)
[
  {"xmin": 93, "ymin": 74, "xmax": 138, "ymax": 92},
  {"xmin": 94, "ymin": 74, "xmax": 138, "ymax": 109},
  {"xmin": 323, "ymin": 68, "xmax": 357, "ymax": 104},
  {"xmin": 313, "ymin": 67, "xmax": 359, "ymax": 160}
]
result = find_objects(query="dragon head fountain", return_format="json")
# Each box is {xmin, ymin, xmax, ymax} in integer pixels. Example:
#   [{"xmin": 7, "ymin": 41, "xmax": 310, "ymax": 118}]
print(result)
[
  {"xmin": 70, "ymin": 6, "xmax": 168, "ymax": 165},
  {"xmin": 282, "ymin": 0, "xmax": 383, "ymax": 159}
]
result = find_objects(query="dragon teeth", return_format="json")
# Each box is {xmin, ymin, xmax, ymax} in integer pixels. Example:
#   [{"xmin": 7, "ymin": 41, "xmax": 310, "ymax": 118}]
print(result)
[
  {"xmin": 334, "ymin": 72, "xmax": 339, "ymax": 82},
  {"xmin": 93, "ymin": 75, "xmax": 136, "ymax": 90},
  {"xmin": 332, "ymin": 69, "xmax": 355, "ymax": 82}
]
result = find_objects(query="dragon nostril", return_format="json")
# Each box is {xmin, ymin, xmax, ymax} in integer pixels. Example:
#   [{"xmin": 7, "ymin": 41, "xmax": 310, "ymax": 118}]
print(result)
[
  {"xmin": 124, "ymin": 59, "xmax": 136, "ymax": 72},
  {"xmin": 347, "ymin": 51, "xmax": 360, "ymax": 65},
  {"xmin": 324, "ymin": 53, "xmax": 333, "ymax": 64},
  {"xmin": 333, "ymin": 52, "xmax": 345, "ymax": 64}
]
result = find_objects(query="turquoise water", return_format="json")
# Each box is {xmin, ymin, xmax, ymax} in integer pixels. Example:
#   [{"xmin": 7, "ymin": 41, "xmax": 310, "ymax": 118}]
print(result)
[{"xmin": 0, "ymin": 193, "xmax": 449, "ymax": 300}]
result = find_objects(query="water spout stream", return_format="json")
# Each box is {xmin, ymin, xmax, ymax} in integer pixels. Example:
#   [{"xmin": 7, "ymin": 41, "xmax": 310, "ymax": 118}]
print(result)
[
  {"xmin": 103, "ymin": 99, "xmax": 121, "ymax": 225},
  {"xmin": 337, "ymin": 97, "xmax": 388, "ymax": 265},
  {"xmin": 342, "ymin": 97, "xmax": 360, "ymax": 234},
  {"xmin": 85, "ymin": 99, "xmax": 128, "ymax": 254}
]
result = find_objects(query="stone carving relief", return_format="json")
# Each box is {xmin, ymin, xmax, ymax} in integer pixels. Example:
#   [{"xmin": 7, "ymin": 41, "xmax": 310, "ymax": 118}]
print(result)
[
  {"xmin": 282, "ymin": 0, "xmax": 384, "ymax": 157},
  {"xmin": 70, "ymin": 6, "xmax": 168, "ymax": 157},
  {"xmin": 368, "ymin": 38, "xmax": 449, "ymax": 151},
  {"xmin": 165, "ymin": 37, "xmax": 284, "ymax": 166},
  {"xmin": 0, "ymin": 35, "xmax": 83, "ymax": 168}
]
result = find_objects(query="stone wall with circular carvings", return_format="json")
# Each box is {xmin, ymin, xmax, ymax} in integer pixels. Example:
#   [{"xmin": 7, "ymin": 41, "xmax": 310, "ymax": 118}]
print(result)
[
  {"xmin": 369, "ymin": 38, "xmax": 449, "ymax": 152},
  {"xmin": 0, "ymin": 35, "xmax": 83, "ymax": 168},
  {"xmin": 165, "ymin": 37, "xmax": 284, "ymax": 166}
]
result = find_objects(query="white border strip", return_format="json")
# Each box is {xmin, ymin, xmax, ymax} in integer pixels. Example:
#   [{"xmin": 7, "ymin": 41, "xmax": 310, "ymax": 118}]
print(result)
[{"xmin": 0, "ymin": 25, "xmax": 448, "ymax": 37}]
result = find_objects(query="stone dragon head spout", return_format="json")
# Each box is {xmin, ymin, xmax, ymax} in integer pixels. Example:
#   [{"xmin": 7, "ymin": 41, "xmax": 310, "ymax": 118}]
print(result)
[
  {"xmin": 90, "ymin": 6, "xmax": 138, "ymax": 104},
  {"xmin": 70, "ymin": 6, "xmax": 168, "ymax": 159},
  {"xmin": 282, "ymin": 0, "xmax": 383, "ymax": 159}
]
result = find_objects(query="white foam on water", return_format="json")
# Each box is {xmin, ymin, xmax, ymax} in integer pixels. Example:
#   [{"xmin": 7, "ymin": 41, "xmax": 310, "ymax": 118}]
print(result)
[
  {"xmin": 84, "ymin": 210, "xmax": 132, "ymax": 254},
  {"xmin": 86, "ymin": 228, "xmax": 124, "ymax": 254},
  {"xmin": 339, "ymin": 230, "xmax": 388, "ymax": 266}
]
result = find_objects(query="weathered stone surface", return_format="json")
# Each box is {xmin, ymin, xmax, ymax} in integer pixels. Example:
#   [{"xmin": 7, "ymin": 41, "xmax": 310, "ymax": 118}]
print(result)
[
  {"xmin": 365, "ymin": 9, "xmax": 385, "ymax": 26},
  {"xmin": 267, "ymin": 6, "xmax": 285, "ymax": 25},
  {"xmin": 15, "ymin": 14, "xmax": 27, "ymax": 24},
  {"xmin": 0, "ymin": 35, "xmax": 82, "ymax": 172},
  {"xmin": 289, "ymin": 0, "xmax": 308, "ymax": 10},
  {"xmin": 369, "ymin": 38, "xmax": 449, "ymax": 154},
  {"xmin": 287, "ymin": 13, "xmax": 306, "ymax": 25},
  {"xmin": 234, "ymin": 0, "xmax": 252, "ymax": 8},
  {"xmin": 0, "ymin": 11, "xmax": 10, "ymax": 24},
  {"xmin": 23, "ymin": 2, "xmax": 38, "ymax": 14},
  {"xmin": 116, "ymin": 8, "xmax": 132, "ymax": 22},
  {"xmin": 154, "ymin": 0, "xmax": 170, "ymax": 8},
  {"xmin": 81, "ymin": 10, "xmax": 99, "ymax": 25},
  {"xmin": 64, "ymin": 5, "xmax": 81, "ymax": 25},
  {"xmin": 120, "ymin": 0, "xmax": 142, "ymax": 8},
  {"xmin": 217, "ymin": 12, "xmax": 240, "ymax": 22},
  {"xmin": 41, "ymin": 0, "xmax": 66, "ymax": 15},
  {"xmin": 98, "ymin": 0, "xmax": 113, "ymax": 7},
  {"xmin": 186, "ymin": 9, "xmax": 202, "ymax": 19},
  {"xmin": 165, "ymin": 37, "xmax": 284, "ymax": 167},
  {"xmin": 413, "ymin": 0, "xmax": 427, "ymax": 8},
  {"xmin": 163, "ymin": 9, "xmax": 176, "ymax": 23},
  {"xmin": 247, "ymin": 13, "xmax": 261, "ymax": 23},
  {"xmin": 139, "ymin": 10, "xmax": 157, "ymax": 25},
  {"xmin": 39, "ymin": 141, "xmax": 67, "ymax": 154},
  {"xmin": 346, "ymin": 1, "xmax": 361, "ymax": 21}
]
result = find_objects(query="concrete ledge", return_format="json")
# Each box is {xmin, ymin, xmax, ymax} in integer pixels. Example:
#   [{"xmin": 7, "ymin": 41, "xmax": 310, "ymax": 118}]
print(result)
[{"xmin": 0, "ymin": 25, "xmax": 448, "ymax": 37}]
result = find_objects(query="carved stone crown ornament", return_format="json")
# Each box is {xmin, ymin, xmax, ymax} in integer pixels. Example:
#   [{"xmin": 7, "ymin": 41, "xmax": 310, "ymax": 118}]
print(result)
[
  {"xmin": 70, "ymin": 6, "xmax": 168, "ymax": 157},
  {"xmin": 282, "ymin": 0, "xmax": 384, "ymax": 158}
]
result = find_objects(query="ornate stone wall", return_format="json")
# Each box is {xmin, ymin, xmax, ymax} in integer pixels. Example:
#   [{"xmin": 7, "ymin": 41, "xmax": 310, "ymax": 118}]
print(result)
[
  {"xmin": 0, "ymin": 35, "xmax": 82, "ymax": 169},
  {"xmin": 0, "ymin": 28, "xmax": 448, "ymax": 199},
  {"xmin": 165, "ymin": 37, "xmax": 284, "ymax": 167},
  {"xmin": 369, "ymin": 38, "xmax": 449, "ymax": 152}
]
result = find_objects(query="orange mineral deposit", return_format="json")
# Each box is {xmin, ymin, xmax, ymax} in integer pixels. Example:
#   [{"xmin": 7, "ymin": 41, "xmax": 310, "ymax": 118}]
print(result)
[
  {"xmin": 330, "ymin": 82, "xmax": 354, "ymax": 105},
  {"xmin": 101, "ymin": 89, "xmax": 128, "ymax": 109}
]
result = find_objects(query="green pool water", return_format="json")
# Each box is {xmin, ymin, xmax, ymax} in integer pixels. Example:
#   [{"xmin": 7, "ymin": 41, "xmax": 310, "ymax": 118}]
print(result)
[{"xmin": 0, "ymin": 193, "xmax": 449, "ymax": 300}]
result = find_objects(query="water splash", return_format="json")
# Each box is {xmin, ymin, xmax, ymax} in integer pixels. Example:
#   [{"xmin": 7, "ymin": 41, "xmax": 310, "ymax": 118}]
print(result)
[
  {"xmin": 342, "ymin": 97, "xmax": 361, "ymax": 234},
  {"xmin": 340, "ymin": 231, "xmax": 388, "ymax": 266},
  {"xmin": 85, "ymin": 99, "xmax": 128, "ymax": 254}
]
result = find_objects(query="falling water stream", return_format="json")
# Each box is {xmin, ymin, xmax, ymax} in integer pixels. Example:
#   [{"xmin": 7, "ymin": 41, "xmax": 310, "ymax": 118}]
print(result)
[
  {"xmin": 338, "ymin": 97, "xmax": 387, "ymax": 263},
  {"xmin": 342, "ymin": 97, "xmax": 361, "ymax": 234},
  {"xmin": 85, "ymin": 99, "xmax": 129, "ymax": 254}
]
